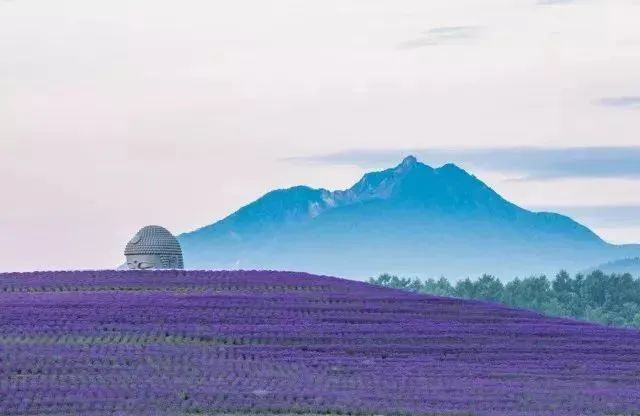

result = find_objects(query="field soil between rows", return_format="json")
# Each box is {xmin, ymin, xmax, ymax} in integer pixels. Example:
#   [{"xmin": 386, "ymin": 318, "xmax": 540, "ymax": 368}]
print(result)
[{"xmin": 1, "ymin": 269, "xmax": 640, "ymax": 416}]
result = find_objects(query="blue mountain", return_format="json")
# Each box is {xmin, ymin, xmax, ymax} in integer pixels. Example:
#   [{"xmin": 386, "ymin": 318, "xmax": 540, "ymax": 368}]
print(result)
[{"xmin": 179, "ymin": 156, "xmax": 639, "ymax": 279}]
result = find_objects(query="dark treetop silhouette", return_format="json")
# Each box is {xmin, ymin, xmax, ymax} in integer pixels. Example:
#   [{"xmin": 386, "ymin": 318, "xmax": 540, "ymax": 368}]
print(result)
[{"xmin": 370, "ymin": 269, "xmax": 640, "ymax": 328}]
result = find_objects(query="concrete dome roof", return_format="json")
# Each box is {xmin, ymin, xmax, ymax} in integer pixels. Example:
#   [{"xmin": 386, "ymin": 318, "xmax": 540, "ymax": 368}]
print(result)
[{"xmin": 124, "ymin": 225, "xmax": 183, "ymax": 256}]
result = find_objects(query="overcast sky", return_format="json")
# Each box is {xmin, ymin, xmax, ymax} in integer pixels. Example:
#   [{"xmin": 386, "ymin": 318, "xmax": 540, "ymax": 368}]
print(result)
[{"xmin": 1, "ymin": 0, "xmax": 639, "ymax": 271}]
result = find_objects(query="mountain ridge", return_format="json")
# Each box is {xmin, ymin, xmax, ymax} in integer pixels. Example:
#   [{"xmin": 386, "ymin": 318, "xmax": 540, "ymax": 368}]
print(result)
[
  {"xmin": 179, "ymin": 156, "xmax": 636, "ymax": 279},
  {"xmin": 587, "ymin": 257, "xmax": 640, "ymax": 276}
]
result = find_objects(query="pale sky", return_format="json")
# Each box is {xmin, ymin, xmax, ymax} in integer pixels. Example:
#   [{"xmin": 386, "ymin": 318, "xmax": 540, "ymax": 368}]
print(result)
[{"xmin": 1, "ymin": 0, "xmax": 639, "ymax": 272}]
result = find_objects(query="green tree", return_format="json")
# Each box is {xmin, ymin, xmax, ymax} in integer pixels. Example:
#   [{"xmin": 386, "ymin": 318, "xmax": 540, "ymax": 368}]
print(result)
[
  {"xmin": 369, "ymin": 270, "xmax": 640, "ymax": 328},
  {"xmin": 472, "ymin": 274, "xmax": 504, "ymax": 302}
]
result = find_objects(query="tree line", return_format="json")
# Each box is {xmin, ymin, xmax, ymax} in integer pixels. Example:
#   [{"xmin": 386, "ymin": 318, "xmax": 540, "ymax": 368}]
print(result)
[{"xmin": 369, "ymin": 270, "xmax": 640, "ymax": 328}]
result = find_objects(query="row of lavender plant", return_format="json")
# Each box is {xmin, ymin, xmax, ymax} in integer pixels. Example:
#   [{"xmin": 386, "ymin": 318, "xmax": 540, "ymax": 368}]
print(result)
[{"xmin": 1, "ymin": 270, "xmax": 640, "ymax": 415}]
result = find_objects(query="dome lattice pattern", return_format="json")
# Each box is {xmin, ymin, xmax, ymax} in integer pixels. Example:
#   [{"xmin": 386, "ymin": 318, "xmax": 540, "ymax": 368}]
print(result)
[{"xmin": 125, "ymin": 225, "xmax": 184, "ymax": 268}]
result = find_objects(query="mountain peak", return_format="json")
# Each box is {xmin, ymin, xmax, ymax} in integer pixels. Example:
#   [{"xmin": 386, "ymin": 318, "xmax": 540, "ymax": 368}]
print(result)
[
  {"xmin": 394, "ymin": 155, "xmax": 424, "ymax": 173},
  {"xmin": 438, "ymin": 162, "xmax": 462, "ymax": 170},
  {"xmin": 399, "ymin": 155, "xmax": 418, "ymax": 167},
  {"xmin": 436, "ymin": 162, "xmax": 469, "ymax": 176}
]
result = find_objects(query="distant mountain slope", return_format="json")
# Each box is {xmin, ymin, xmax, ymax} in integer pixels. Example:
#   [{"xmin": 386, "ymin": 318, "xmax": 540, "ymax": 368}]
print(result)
[
  {"xmin": 588, "ymin": 257, "xmax": 640, "ymax": 276},
  {"xmin": 179, "ymin": 156, "xmax": 640, "ymax": 279}
]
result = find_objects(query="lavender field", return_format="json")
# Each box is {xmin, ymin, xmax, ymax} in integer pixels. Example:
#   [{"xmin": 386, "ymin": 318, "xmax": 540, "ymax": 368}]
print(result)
[{"xmin": 1, "ymin": 270, "xmax": 640, "ymax": 415}]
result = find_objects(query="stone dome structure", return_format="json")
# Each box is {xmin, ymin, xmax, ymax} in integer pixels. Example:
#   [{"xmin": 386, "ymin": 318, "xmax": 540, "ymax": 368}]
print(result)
[{"xmin": 124, "ymin": 225, "xmax": 184, "ymax": 270}]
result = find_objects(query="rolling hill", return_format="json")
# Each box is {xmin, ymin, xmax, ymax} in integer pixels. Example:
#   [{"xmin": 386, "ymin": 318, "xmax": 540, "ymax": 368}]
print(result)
[
  {"xmin": 179, "ymin": 156, "xmax": 639, "ymax": 279},
  {"xmin": 588, "ymin": 257, "xmax": 640, "ymax": 276},
  {"xmin": 1, "ymin": 269, "xmax": 640, "ymax": 415}
]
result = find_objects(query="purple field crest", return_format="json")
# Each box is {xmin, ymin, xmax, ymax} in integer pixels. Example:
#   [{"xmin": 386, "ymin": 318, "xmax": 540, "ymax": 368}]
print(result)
[{"xmin": 1, "ymin": 269, "xmax": 640, "ymax": 415}]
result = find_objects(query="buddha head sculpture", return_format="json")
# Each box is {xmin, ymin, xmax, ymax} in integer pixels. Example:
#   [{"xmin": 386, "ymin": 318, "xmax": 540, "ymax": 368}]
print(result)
[{"xmin": 124, "ymin": 225, "xmax": 184, "ymax": 270}]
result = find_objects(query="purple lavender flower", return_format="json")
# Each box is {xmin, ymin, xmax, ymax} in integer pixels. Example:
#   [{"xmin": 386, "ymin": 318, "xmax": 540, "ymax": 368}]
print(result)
[{"xmin": 0, "ymin": 269, "xmax": 639, "ymax": 415}]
